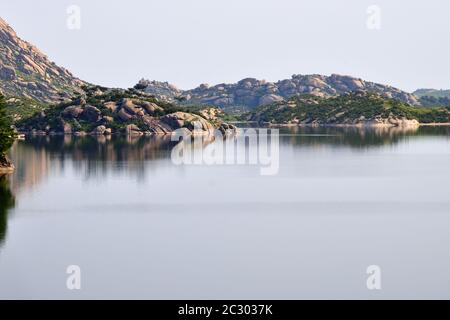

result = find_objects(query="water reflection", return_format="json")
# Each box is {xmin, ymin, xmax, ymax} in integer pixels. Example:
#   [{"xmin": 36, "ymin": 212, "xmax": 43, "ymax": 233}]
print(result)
[
  {"xmin": 8, "ymin": 135, "xmax": 179, "ymax": 192},
  {"xmin": 0, "ymin": 175, "xmax": 15, "ymax": 246},
  {"xmin": 279, "ymin": 125, "xmax": 450, "ymax": 148},
  {"xmin": 2, "ymin": 125, "xmax": 450, "ymax": 298},
  {"xmin": 7, "ymin": 125, "xmax": 450, "ymax": 194}
]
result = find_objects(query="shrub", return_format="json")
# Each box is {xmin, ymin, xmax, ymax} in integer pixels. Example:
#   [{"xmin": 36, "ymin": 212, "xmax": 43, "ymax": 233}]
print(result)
[{"xmin": 0, "ymin": 94, "xmax": 16, "ymax": 157}]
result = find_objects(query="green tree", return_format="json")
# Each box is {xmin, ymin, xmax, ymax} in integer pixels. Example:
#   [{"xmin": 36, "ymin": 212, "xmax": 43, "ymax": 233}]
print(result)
[
  {"xmin": 0, "ymin": 94, "xmax": 16, "ymax": 167},
  {"xmin": 174, "ymin": 95, "xmax": 187, "ymax": 103}
]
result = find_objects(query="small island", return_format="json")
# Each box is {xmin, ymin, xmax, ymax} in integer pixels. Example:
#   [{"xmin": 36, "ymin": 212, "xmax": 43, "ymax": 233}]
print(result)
[{"xmin": 15, "ymin": 85, "xmax": 237, "ymax": 137}]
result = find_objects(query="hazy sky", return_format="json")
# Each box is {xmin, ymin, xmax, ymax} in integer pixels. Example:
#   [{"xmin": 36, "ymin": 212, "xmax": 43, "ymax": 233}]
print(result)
[{"xmin": 1, "ymin": 0, "xmax": 449, "ymax": 92}]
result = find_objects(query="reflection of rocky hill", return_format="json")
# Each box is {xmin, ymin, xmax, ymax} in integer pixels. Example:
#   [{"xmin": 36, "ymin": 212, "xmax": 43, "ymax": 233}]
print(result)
[
  {"xmin": 19, "ymin": 135, "xmax": 176, "ymax": 162},
  {"xmin": 136, "ymin": 74, "xmax": 420, "ymax": 110},
  {"xmin": 8, "ymin": 126, "xmax": 450, "ymax": 193},
  {"xmin": 8, "ymin": 140, "xmax": 57, "ymax": 193},
  {"xmin": 278, "ymin": 125, "xmax": 450, "ymax": 149},
  {"xmin": 8, "ymin": 136, "xmax": 180, "ymax": 192}
]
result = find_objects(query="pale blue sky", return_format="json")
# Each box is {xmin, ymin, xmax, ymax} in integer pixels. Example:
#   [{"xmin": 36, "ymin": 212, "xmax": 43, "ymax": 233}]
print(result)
[{"xmin": 1, "ymin": 0, "xmax": 449, "ymax": 92}]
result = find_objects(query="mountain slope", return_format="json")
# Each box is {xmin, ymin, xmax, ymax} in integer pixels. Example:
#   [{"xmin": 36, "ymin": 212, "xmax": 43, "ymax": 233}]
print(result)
[
  {"xmin": 0, "ymin": 17, "xmax": 85, "ymax": 104},
  {"xmin": 136, "ymin": 74, "xmax": 420, "ymax": 110}
]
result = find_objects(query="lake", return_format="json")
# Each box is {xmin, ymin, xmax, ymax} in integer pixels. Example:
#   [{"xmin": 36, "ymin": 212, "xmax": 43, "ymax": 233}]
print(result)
[{"xmin": 1, "ymin": 126, "xmax": 450, "ymax": 299}]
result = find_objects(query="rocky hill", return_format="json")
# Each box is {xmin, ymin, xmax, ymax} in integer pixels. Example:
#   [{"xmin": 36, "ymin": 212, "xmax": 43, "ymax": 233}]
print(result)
[
  {"xmin": 17, "ymin": 86, "xmax": 236, "ymax": 136},
  {"xmin": 0, "ymin": 17, "xmax": 85, "ymax": 104},
  {"xmin": 249, "ymin": 92, "xmax": 450, "ymax": 126},
  {"xmin": 136, "ymin": 74, "xmax": 420, "ymax": 110}
]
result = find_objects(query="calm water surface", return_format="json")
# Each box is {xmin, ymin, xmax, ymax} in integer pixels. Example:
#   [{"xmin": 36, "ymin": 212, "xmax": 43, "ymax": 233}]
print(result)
[{"xmin": 1, "ymin": 126, "xmax": 450, "ymax": 299}]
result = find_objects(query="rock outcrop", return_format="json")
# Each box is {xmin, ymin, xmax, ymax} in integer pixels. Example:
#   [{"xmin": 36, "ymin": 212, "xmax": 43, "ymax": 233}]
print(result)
[
  {"xmin": 0, "ymin": 17, "xmax": 85, "ymax": 103},
  {"xmin": 17, "ymin": 86, "xmax": 236, "ymax": 136},
  {"xmin": 0, "ymin": 154, "xmax": 14, "ymax": 173},
  {"xmin": 136, "ymin": 74, "xmax": 420, "ymax": 110},
  {"xmin": 160, "ymin": 112, "xmax": 214, "ymax": 134}
]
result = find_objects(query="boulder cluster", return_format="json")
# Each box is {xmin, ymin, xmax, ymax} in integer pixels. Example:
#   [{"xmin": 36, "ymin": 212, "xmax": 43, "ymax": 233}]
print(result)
[{"xmin": 18, "ymin": 88, "xmax": 237, "ymax": 136}]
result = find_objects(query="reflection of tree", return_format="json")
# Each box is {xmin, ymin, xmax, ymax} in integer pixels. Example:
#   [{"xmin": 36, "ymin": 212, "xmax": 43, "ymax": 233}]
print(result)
[{"xmin": 0, "ymin": 174, "xmax": 15, "ymax": 247}]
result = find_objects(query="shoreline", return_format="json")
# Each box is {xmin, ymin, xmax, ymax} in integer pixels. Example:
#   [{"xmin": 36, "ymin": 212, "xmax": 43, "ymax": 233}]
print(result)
[
  {"xmin": 17, "ymin": 128, "xmax": 239, "ymax": 137},
  {"xmin": 264, "ymin": 122, "xmax": 450, "ymax": 128},
  {"xmin": 417, "ymin": 123, "xmax": 450, "ymax": 126},
  {"xmin": 0, "ymin": 156, "xmax": 14, "ymax": 174},
  {"xmin": 17, "ymin": 121, "xmax": 450, "ymax": 137}
]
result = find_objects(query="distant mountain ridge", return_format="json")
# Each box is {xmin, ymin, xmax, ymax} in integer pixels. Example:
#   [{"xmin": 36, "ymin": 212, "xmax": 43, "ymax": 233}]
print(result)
[
  {"xmin": 0, "ymin": 17, "xmax": 85, "ymax": 103},
  {"xmin": 135, "ymin": 74, "xmax": 420, "ymax": 110},
  {"xmin": 413, "ymin": 89, "xmax": 450, "ymax": 107},
  {"xmin": 413, "ymin": 88, "xmax": 450, "ymax": 98}
]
